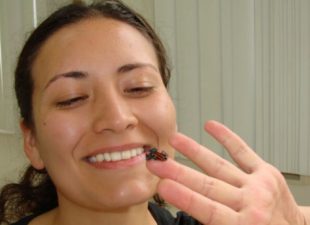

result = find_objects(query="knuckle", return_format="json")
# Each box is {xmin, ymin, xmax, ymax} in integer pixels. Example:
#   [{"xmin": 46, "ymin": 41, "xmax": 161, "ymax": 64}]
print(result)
[
  {"xmin": 200, "ymin": 177, "xmax": 216, "ymax": 196},
  {"xmin": 204, "ymin": 202, "xmax": 218, "ymax": 225},
  {"xmin": 175, "ymin": 164, "xmax": 187, "ymax": 182},
  {"xmin": 192, "ymin": 144, "xmax": 205, "ymax": 162},
  {"xmin": 232, "ymin": 143, "xmax": 248, "ymax": 157},
  {"xmin": 213, "ymin": 157, "xmax": 227, "ymax": 177},
  {"xmin": 245, "ymin": 207, "xmax": 270, "ymax": 225},
  {"xmin": 184, "ymin": 192, "xmax": 195, "ymax": 212},
  {"xmin": 233, "ymin": 189, "xmax": 244, "ymax": 212}
]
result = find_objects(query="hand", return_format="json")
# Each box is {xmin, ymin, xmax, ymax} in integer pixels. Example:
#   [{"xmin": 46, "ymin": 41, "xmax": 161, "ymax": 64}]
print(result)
[{"xmin": 147, "ymin": 120, "xmax": 306, "ymax": 225}]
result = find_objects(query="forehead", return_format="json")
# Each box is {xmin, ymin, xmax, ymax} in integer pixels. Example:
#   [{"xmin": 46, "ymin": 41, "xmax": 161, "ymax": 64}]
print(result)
[{"xmin": 32, "ymin": 17, "xmax": 158, "ymax": 89}]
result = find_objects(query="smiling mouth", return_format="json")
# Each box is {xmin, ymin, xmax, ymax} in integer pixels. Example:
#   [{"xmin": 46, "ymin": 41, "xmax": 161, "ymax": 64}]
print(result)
[{"xmin": 86, "ymin": 147, "xmax": 145, "ymax": 163}]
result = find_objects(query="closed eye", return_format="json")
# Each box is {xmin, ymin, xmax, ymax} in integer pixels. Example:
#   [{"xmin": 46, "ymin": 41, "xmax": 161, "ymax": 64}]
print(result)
[
  {"xmin": 56, "ymin": 96, "xmax": 88, "ymax": 108},
  {"xmin": 124, "ymin": 86, "xmax": 154, "ymax": 97}
]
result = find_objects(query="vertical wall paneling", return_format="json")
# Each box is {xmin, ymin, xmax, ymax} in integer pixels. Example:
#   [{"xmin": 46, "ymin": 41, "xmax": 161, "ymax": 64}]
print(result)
[
  {"xmin": 254, "ymin": 0, "xmax": 310, "ymax": 174},
  {"xmin": 0, "ymin": 0, "xmax": 34, "ymax": 133},
  {"xmin": 220, "ymin": 0, "xmax": 256, "ymax": 153},
  {"xmin": 210, "ymin": 0, "xmax": 256, "ymax": 159},
  {"xmin": 198, "ymin": 0, "xmax": 224, "ymax": 155},
  {"xmin": 254, "ymin": 0, "xmax": 272, "ymax": 162},
  {"xmin": 122, "ymin": 0, "xmax": 154, "ymax": 26},
  {"xmin": 37, "ymin": 0, "xmax": 73, "ymax": 22},
  {"xmin": 153, "ymin": 0, "xmax": 177, "ymax": 101},
  {"xmin": 219, "ymin": 0, "xmax": 234, "ymax": 133},
  {"xmin": 175, "ymin": 0, "xmax": 201, "ymax": 161},
  {"xmin": 0, "ymin": 12, "xmax": 4, "ymax": 131},
  {"xmin": 299, "ymin": 0, "xmax": 310, "ymax": 175},
  {"xmin": 174, "ymin": 0, "xmax": 201, "ymax": 144}
]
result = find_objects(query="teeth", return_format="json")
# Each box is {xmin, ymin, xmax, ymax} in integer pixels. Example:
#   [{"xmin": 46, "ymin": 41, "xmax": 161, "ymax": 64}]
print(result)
[
  {"xmin": 111, "ymin": 152, "xmax": 121, "ymax": 161},
  {"xmin": 89, "ymin": 156, "xmax": 97, "ymax": 163},
  {"xmin": 104, "ymin": 152, "xmax": 111, "ymax": 161},
  {"xmin": 137, "ymin": 148, "xmax": 143, "ymax": 154},
  {"xmin": 96, "ymin": 154, "xmax": 104, "ymax": 162},
  {"xmin": 131, "ymin": 149, "xmax": 137, "ymax": 157},
  {"xmin": 88, "ymin": 147, "xmax": 144, "ymax": 163},
  {"xmin": 122, "ymin": 151, "xmax": 131, "ymax": 159}
]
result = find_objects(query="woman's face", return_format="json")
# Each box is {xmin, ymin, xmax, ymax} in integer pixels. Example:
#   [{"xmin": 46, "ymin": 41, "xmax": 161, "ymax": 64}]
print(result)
[{"xmin": 23, "ymin": 18, "xmax": 177, "ymax": 211}]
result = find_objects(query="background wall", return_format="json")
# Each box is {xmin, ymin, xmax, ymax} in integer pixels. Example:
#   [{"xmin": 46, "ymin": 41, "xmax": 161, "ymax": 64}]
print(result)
[{"xmin": 1, "ymin": 0, "xmax": 310, "ymax": 206}]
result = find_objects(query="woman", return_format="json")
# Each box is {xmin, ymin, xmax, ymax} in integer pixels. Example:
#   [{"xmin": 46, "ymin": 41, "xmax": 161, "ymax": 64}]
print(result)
[{"xmin": 0, "ymin": 0, "xmax": 309, "ymax": 225}]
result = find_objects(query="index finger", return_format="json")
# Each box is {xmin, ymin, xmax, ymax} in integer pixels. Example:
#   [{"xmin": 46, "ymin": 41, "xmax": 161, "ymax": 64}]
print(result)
[{"xmin": 157, "ymin": 179, "xmax": 239, "ymax": 225}]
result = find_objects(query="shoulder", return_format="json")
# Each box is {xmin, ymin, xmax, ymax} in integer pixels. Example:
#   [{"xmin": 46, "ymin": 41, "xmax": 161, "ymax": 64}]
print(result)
[
  {"xmin": 10, "ymin": 215, "xmax": 36, "ymax": 225},
  {"xmin": 148, "ymin": 203, "xmax": 202, "ymax": 225},
  {"xmin": 174, "ymin": 211, "xmax": 203, "ymax": 225},
  {"xmin": 10, "ymin": 209, "xmax": 55, "ymax": 225},
  {"xmin": 149, "ymin": 202, "xmax": 174, "ymax": 224}
]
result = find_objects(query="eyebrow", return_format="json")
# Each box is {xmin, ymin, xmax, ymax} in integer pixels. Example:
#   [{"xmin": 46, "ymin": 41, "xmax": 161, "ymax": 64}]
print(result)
[
  {"xmin": 117, "ymin": 63, "xmax": 159, "ymax": 74},
  {"xmin": 44, "ymin": 71, "xmax": 88, "ymax": 90},
  {"xmin": 43, "ymin": 63, "xmax": 158, "ymax": 90}
]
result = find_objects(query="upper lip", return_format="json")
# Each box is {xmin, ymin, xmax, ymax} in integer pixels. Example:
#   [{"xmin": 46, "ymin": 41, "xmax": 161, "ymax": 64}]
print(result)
[{"xmin": 84, "ymin": 143, "xmax": 150, "ymax": 159}]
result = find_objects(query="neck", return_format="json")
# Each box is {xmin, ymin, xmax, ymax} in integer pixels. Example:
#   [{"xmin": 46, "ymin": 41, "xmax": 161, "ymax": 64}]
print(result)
[{"xmin": 49, "ymin": 201, "xmax": 156, "ymax": 225}]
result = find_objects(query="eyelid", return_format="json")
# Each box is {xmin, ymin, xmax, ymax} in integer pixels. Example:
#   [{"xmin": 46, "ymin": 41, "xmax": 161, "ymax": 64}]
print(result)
[
  {"xmin": 123, "ymin": 86, "xmax": 155, "ymax": 98},
  {"xmin": 125, "ymin": 86, "xmax": 154, "ymax": 92},
  {"xmin": 56, "ymin": 95, "xmax": 88, "ymax": 108}
]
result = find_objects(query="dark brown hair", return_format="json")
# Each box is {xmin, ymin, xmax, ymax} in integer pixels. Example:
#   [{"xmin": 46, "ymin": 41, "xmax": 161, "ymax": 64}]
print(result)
[{"xmin": 0, "ymin": 0, "xmax": 170, "ymax": 223}]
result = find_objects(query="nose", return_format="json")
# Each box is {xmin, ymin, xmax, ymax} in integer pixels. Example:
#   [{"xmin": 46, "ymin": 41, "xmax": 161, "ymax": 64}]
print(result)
[{"xmin": 92, "ymin": 91, "xmax": 138, "ymax": 133}]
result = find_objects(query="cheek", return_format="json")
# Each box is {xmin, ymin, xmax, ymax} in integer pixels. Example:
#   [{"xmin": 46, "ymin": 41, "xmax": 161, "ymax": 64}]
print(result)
[
  {"xmin": 35, "ymin": 113, "xmax": 87, "ymax": 158},
  {"xmin": 138, "ymin": 95, "xmax": 177, "ymax": 147},
  {"xmin": 156, "ymin": 101, "xmax": 177, "ymax": 134}
]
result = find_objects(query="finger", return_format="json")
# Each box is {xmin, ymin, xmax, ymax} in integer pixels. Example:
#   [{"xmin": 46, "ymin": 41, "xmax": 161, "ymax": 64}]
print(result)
[
  {"xmin": 205, "ymin": 120, "xmax": 264, "ymax": 173},
  {"xmin": 169, "ymin": 133, "xmax": 247, "ymax": 187},
  {"xmin": 147, "ymin": 158, "xmax": 243, "ymax": 211},
  {"xmin": 158, "ymin": 179, "xmax": 239, "ymax": 225}
]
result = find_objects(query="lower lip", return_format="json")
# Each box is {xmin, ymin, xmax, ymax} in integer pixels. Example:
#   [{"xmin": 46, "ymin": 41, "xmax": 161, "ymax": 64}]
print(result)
[{"xmin": 87, "ymin": 153, "xmax": 146, "ymax": 170}]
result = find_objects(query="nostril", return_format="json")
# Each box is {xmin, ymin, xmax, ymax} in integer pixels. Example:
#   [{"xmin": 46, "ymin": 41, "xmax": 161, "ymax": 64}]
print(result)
[
  {"xmin": 93, "ymin": 117, "xmax": 138, "ymax": 133},
  {"xmin": 92, "ymin": 98, "xmax": 138, "ymax": 133},
  {"xmin": 126, "ymin": 123, "xmax": 136, "ymax": 130}
]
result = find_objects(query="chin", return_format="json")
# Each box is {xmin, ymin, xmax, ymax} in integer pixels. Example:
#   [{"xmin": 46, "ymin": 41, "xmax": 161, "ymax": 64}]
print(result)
[
  {"xmin": 57, "ymin": 166, "xmax": 160, "ymax": 211},
  {"xmin": 104, "ymin": 177, "xmax": 159, "ymax": 210},
  {"xmin": 71, "ymin": 175, "xmax": 157, "ymax": 211}
]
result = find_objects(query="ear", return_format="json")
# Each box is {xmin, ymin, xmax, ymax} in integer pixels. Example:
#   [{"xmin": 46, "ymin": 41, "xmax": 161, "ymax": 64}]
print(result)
[{"xmin": 20, "ymin": 120, "xmax": 45, "ymax": 170}]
